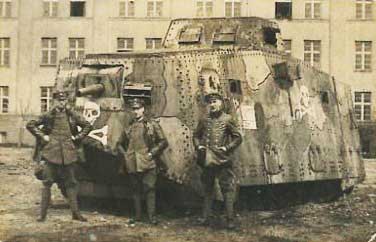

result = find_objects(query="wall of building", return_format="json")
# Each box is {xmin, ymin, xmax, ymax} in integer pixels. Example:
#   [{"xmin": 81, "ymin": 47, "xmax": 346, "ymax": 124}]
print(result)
[{"xmin": 0, "ymin": 0, "xmax": 375, "ymax": 153}]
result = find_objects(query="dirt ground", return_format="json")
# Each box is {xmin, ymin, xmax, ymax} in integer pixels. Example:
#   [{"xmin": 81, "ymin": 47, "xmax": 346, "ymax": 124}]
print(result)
[{"xmin": 1, "ymin": 147, "xmax": 376, "ymax": 242}]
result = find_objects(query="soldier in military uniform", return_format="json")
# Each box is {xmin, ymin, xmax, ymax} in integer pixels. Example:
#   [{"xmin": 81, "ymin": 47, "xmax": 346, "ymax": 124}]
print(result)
[
  {"xmin": 26, "ymin": 90, "xmax": 92, "ymax": 222},
  {"xmin": 193, "ymin": 92, "xmax": 242, "ymax": 229},
  {"xmin": 117, "ymin": 98, "xmax": 168, "ymax": 225}
]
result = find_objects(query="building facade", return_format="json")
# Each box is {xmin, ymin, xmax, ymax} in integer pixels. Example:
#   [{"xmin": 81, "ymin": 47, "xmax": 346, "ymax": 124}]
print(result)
[{"xmin": 0, "ymin": 0, "xmax": 375, "ymax": 156}]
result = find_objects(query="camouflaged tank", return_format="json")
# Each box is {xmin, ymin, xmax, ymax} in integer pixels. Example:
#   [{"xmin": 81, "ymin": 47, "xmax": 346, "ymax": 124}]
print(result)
[{"xmin": 54, "ymin": 17, "xmax": 365, "ymax": 200}]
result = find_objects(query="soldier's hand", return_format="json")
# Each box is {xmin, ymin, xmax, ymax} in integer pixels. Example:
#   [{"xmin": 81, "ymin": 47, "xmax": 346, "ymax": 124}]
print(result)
[
  {"xmin": 148, "ymin": 152, "xmax": 153, "ymax": 159},
  {"xmin": 43, "ymin": 135, "xmax": 50, "ymax": 143},
  {"xmin": 198, "ymin": 145, "xmax": 206, "ymax": 150},
  {"xmin": 218, "ymin": 146, "xmax": 227, "ymax": 152}
]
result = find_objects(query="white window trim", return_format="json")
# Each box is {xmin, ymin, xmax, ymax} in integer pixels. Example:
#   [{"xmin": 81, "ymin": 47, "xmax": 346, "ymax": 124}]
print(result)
[
  {"xmin": 146, "ymin": 38, "xmax": 162, "ymax": 49},
  {"xmin": 41, "ymin": 38, "xmax": 57, "ymax": 65},
  {"xmin": 354, "ymin": 91, "xmax": 372, "ymax": 121},
  {"xmin": 225, "ymin": 0, "xmax": 241, "ymax": 17},
  {"xmin": 43, "ymin": 0, "xmax": 58, "ymax": 17},
  {"xmin": 356, "ymin": 0, "xmax": 373, "ymax": 20},
  {"xmin": 0, "ymin": 86, "xmax": 9, "ymax": 113},
  {"xmin": 304, "ymin": 40, "xmax": 321, "ymax": 67},
  {"xmin": 0, "ymin": 0, "xmax": 11, "ymax": 17},
  {"xmin": 305, "ymin": 0, "xmax": 321, "ymax": 19},
  {"xmin": 355, "ymin": 41, "xmax": 372, "ymax": 71},
  {"xmin": 40, "ymin": 86, "xmax": 53, "ymax": 112},
  {"xmin": 147, "ymin": 0, "xmax": 162, "ymax": 17},
  {"xmin": 196, "ymin": 0, "xmax": 213, "ymax": 17},
  {"xmin": 69, "ymin": 38, "xmax": 85, "ymax": 59},
  {"xmin": 117, "ymin": 38, "xmax": 134, "ymax": 52},
  {"xmin": 0, "ymin": 38, "xmax": 10, "ymax": 66},
  {"xmin": 119, "ymin": 0, "xmax": 134, "ymax": 17}
]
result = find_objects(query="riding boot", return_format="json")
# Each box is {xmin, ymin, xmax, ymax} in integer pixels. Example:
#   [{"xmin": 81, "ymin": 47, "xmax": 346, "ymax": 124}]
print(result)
[
  {"xmin": 66, "ymin": 187, "xmax": 87, "ymax": 222},
  {"xmin": 146, "ymin": 190, "xmax": 157, "ymax": 225},
  {"xmin": 224, "ymin": 192, "xmax": 235, "ymax": 230},
  {"xmin": 133, "ymin": 193, "xmax": 142, "ymax": 222},
  {"xmin": 200, "ymin": 192, "xmax": 213, "ymax": 225},
  {"xmin": 37, "ymin": 186, "xmax": 51, "ymax": 222}
]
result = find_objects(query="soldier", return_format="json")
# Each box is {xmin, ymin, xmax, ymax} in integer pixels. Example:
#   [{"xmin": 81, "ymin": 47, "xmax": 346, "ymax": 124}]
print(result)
[
  {"xmin": 26, "ymin": 90, "xmax": 92, "ymax": 222},
  {"xmin": 193, "ymin": 92, "xmax": 242, "ymax": 230},
  {"xmin": 117, "ymin": 98, "xmax": 168, "ymax": 225}
]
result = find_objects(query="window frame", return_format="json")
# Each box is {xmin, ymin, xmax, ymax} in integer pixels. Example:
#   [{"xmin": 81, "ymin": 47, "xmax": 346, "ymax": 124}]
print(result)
[
  {"xmin": 305, "ymin": 0, "xmax": 321, "ymax": 19},
  {"xmin": 283, "ymin": 39, "xmax": 292, "ymax": 56},
  {"xmin": 40, "ymin": 86, "xmax": 53, "ymax": 113},
  {"xmin": 0, "ymin": 86, "xmax": 9, "ymax": 114},
  {"xmin": 356, "ymin": 0, "xmax": 373, "ymax": 20},
  {"xmin": 355, "ymin": 41, "xmax": 372, "ymax": 71},
  {"xmin": 196, "ymin": 0, "xmax": 213, "ymax": 17},
  {"xmin": 0, "ymin": 38, "xmax": 10, "ymax": 67},
  {"xmin": 275, "ymin": 1, "xmax": 292, "ymax": 20},
  {"xmin": 41, "ymin": 37, "xmax": 57, "ymax": 66},
  {"xmin": 70, "ymin": 0, "xmax": 86, "ymax": 17},
  {"xmin": 117, "ymin": 37, "xmax": 134, "ymax": 52},
  {"xmin": 145, "ymin": 38, "xmax": 162, "ymax": 49},
  {"xmin": 354, "ymin": 91, "xmax": 372, "ymax": 121},
  {"xmin": 224, "ymin": 0, "xmax": 241, "ymax": 17},
  {"xmin": 146, "ymin": 0, "xmax": 163, "ymax": 17},
  {"xmin": 69, "ymin": 38, "xmax": 85, "ymax": 59},
  {"xmin": 119, "ymin": 0, "xmax": 135, "ymax": 17},
  {"xmin": 43, "ymin": 0, "xmax": 58, "ymax": 17},
  {"xmin": 304, "ymin": 40, "xmax": 321, "ymax": 68},
  {"xmin": 0, "ymin": 0, "xmax": 12, "ymax": 18}
]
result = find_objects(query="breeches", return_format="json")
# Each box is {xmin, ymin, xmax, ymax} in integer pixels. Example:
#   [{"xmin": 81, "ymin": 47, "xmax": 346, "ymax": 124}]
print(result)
[
  {"xmin": 129, "ymin": 168, "xmax": 157, "ymax": 196},
  {"xmin": 42, "ymin": 162, "xmax": 78, "ymax": 189},
  {"xmin": 202, "ymin": 165, "xmax": 236, "ymax": 195}
]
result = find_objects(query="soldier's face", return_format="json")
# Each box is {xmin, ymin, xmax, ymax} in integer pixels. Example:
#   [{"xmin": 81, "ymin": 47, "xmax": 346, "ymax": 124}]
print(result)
[
  {"xmin": 57, "ymin": 99, "xmax": 67, "ymax": 110},
  {"xmin": 208, "ymin": 98, "xmax": 222, "ymax": 113},
  {"xmin": 132, "ymin": 106, "xmax": 145, "ymax": 119}
]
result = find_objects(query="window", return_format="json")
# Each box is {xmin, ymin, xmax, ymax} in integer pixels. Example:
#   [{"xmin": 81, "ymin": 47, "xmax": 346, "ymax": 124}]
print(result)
[
  {"xmin": 43, "ymin": 0, "xmax": 58, "ymax": 17},
  {"xmin": 147, "ymin": 0, "xmax": 163, "ymax": 17},
  {"xmin": 305, "ymin": 0, "xmax": 321, "ymax": 19},
  {"xmin": 283, "ymin": 39, "xmax": 292, "ymax": 56},
  {"xmin": 0, "ymin": 132, "xmax": 6, "ymax": 143},
  {"xmin": 69, "ymin": 38, "xmax": 85, "ymax": 58},
  {"xmin": 275, "ymin": 1, "xmax": 292, "ymax": 19},
  {"xmin": 117, "ymin": 38, "xmax": 134, "ymax": 52},
  {"xmin": 356, "ymin": 0, "xmax": 373, "ymax": 20},
  {"xmin": 196, "ymin": 0, "xmax": 213, "ymax": 17},
  {"xmin": 0, "ymin": 38, "xmax": 10, "ymax": 67},
  {"xmin": 40, "ymin": 87, "xmax": 53, "ymax": 113},
  {"xmin": 354, "ymin": 91, "xmax": 371, "ymax": 121},
  {"xmin": 0, "ymin": 86, "xmax": 9, "ymax": 113},
  {"xmin": 355, "ymin": 41, "xmax": 372, "ymax": 71},
  {"xmin": 304, "ymin": 40, "xmax": 321, "ymax": 68},
  {"xmin": 70, "ymin": 0, "xmax": 85, "ymax": 17},
  {"xmin": 0, "ymin": 0, "xmax": 11, "ymax": 17},
  {"xmin": 41, "ymin": 38, "xmax": 57, "ymax": 65},
  {"xmin": 225, "ymin": 0, "xmax": 241, "ymax": 17},
  {"xmin": 119, "ymin": 0, "xmax": 135, "ymax": 17},
  {"xmin": 145, "ymin": 38, "xmax": 162, "ymax": 49}
]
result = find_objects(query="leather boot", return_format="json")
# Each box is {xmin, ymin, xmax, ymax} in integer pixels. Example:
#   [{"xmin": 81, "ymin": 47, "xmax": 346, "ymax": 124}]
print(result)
[
  {"xmin": 37, "ymin": 186, "xmax": 50, "ymax": 222},
  {"xmin": 66, "ymin": 188, "xmax": 87, "ymax": 222},
  {"xmin": 133, "ymin": 193, "xmax": 142, "ymax": 222},
  {"xmin": 146, "ymin": 190, "xmax": 158, "ymax": 225},
  {"xmin": 200, "ymin": 192, "xmax": 213, "ymax": 226},
  {"xmin": 224, "ymin": 192, "xmax": 236, "ymax": 230}
]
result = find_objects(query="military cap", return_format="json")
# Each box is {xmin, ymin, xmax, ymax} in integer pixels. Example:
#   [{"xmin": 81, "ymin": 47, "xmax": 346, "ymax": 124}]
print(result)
[
  {"xmin": 128, "ymin": 98, "xmax": 145, "ymax": 109},
  {"xmin": 52, "ymin": 90, "xmax": 69, "ymax": 100}
]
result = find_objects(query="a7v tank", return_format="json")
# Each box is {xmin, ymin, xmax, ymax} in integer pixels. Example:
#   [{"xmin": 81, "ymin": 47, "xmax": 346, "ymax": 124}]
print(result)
[{"xmin": 53, "ymin": 17, "xmax": 365, "ymax": 199}]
